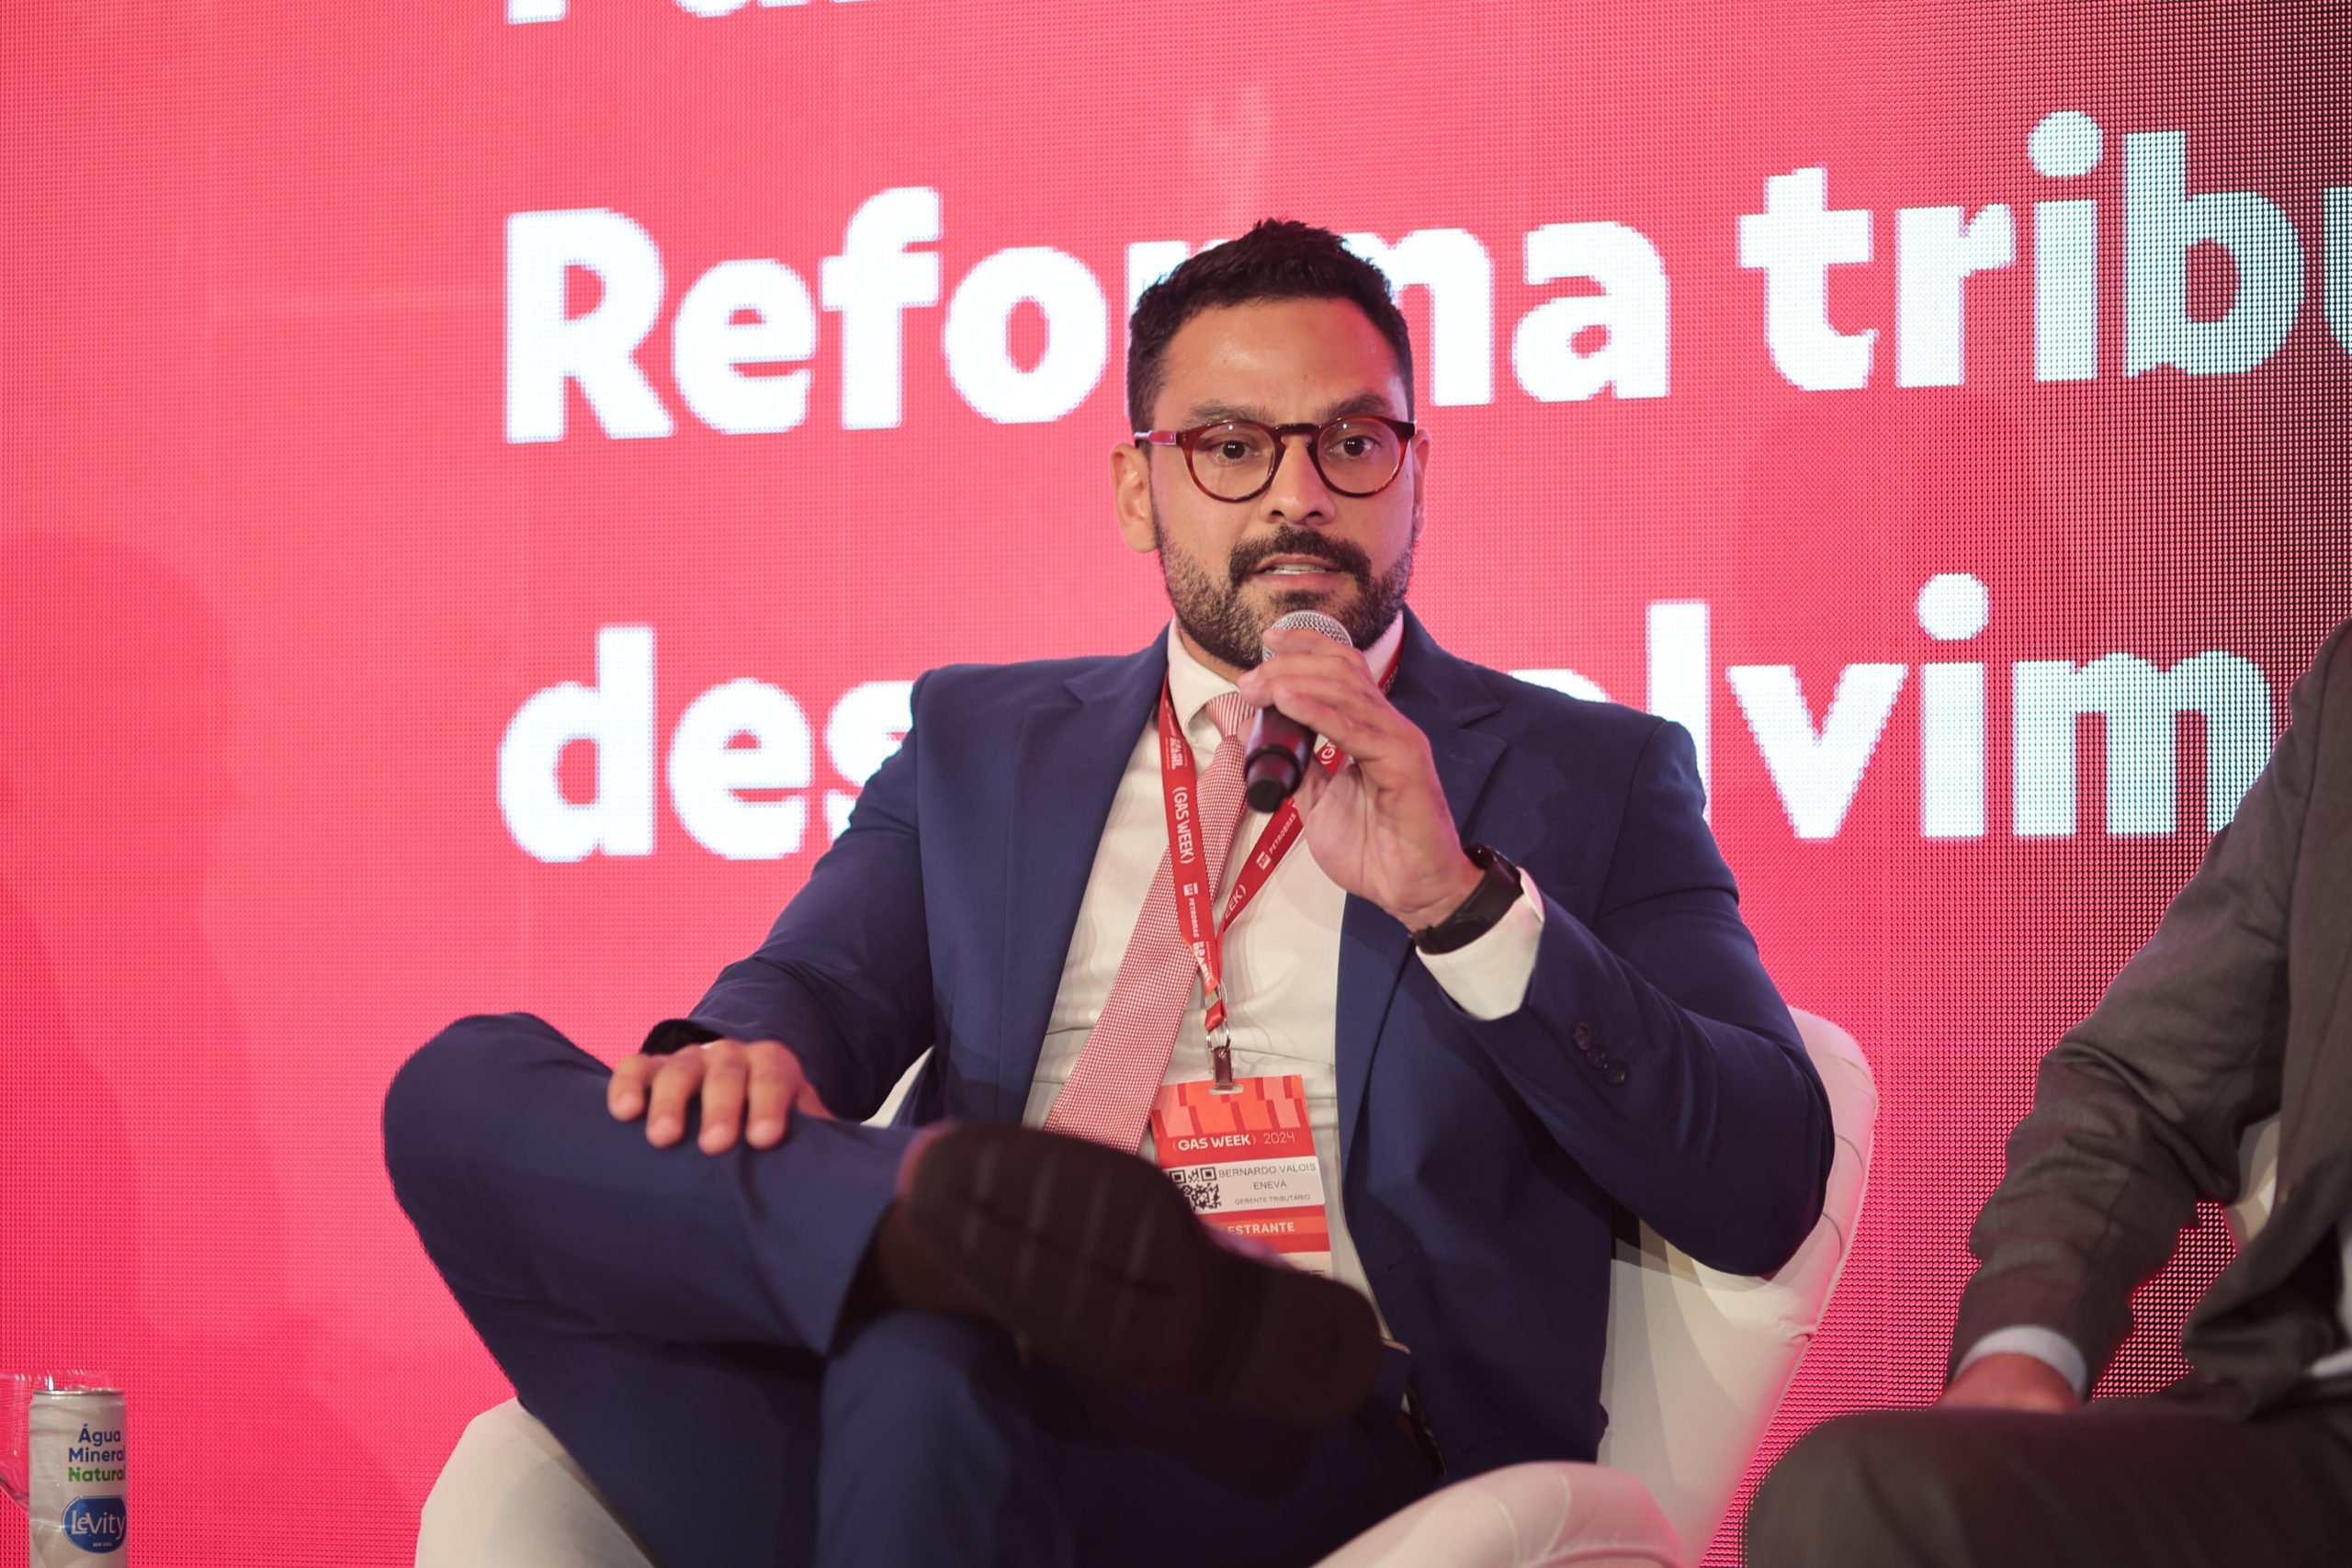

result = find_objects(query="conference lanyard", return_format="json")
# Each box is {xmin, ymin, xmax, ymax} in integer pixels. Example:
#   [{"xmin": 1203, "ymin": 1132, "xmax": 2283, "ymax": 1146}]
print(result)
[{"xmin": 1156, "ymin": 647, "xmax": 1401, "ymax": 1092}]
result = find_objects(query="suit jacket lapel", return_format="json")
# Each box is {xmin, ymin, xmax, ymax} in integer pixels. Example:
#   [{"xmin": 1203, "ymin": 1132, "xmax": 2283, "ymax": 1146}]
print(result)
[
  {"xmin": 2264, "ymin": 932, "xmax": 2352, "ymax": 1273},
  {"xmin": 1337, "ymin": 613, "xmax": 1507, "ymax": 1167},
  {"xmin": 990, "ymin": 637, "xmax": 1169, "ymax": 1118},
  {"xmin": 2215, "ymin": 726, "xmax": 2352, "ymax": 1308},
  {"xmin": 2278, "ymin": 793, "xmax": 2352, "ymax": 1181}
]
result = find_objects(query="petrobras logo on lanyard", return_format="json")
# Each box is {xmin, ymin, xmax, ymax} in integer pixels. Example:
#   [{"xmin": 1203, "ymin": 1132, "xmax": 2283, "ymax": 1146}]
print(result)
[
  {"xmin": 1151, "ymin": 640, "xmax": 1402, "ymax": 1092},
  {"xmin": 1145, "ymin": 643, "xmax": 1401, "ymax": 1278}
]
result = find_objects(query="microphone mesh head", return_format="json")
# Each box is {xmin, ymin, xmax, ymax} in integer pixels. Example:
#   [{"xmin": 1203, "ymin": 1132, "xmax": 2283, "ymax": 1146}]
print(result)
[{"xmin": 1262, "ymin": 609, "xmax": 1352, "ymax": 658}]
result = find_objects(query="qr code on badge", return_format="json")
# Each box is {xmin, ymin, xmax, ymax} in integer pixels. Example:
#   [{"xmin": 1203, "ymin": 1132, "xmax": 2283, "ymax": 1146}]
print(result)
[{"xmin": 1168, "ymin": 1166, "xmax": 1222, "ymax": 1213}]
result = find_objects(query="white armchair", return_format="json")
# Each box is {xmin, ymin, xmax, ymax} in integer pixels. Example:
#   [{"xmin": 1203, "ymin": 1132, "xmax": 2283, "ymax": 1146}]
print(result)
[
  {"xmin": 1309, "ymin": 1008, "xmax": 1875, "ymax": 1567},
  {"xmin": 417, "ymin": 1009, "xmax": 1877, "ymax": 1568}
]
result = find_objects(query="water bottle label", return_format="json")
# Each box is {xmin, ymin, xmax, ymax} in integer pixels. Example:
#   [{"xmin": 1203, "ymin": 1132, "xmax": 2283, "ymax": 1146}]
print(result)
[{"xmin": 28, "ymin": 1389, "xmax": 129, "ymax": 1565}]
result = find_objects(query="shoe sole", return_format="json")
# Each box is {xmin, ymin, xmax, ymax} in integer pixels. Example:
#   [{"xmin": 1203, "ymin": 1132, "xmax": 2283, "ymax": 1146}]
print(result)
[{"xmin": 899, "ymin": 1122, "xmax": 1383, "ymax": 1427}]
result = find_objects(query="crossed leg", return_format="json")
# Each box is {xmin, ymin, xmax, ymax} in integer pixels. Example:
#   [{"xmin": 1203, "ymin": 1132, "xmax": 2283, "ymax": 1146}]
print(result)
[{"xmin": 385, "ymin": 1014, "xmax": 1430, "ymax": 1568}]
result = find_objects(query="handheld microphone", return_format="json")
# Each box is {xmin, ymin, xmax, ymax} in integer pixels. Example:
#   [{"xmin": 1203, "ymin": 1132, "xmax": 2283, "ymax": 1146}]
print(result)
[{"xmin": 1243, "ymin": 609, "xmax": 1353, "ymax": 812}]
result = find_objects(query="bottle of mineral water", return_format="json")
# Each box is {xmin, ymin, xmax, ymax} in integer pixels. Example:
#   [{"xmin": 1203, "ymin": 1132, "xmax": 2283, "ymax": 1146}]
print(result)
[{"xmin": 2, "ymin": 1372, "xmax": 128, "ymax": 1564}]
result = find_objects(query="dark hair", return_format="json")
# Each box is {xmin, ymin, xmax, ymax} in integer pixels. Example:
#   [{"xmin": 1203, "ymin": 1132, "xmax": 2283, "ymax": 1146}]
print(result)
[{"xmin": 1125, "ymin": 219, "xmax": 1415, "ymax": 432}]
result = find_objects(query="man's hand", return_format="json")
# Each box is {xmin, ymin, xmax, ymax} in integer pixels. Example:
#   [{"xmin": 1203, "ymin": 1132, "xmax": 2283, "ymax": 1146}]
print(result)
[
  {"xmin": 1236, "ymin": 626, "xmax": 1482, "ymax": 932},
  {"xmin": 606, "ymin": 1038, "xmax": 834, "ymax": 1154},
  {"xmin": 1939, "ymin": 1351, "xmax": 2081, "ymax": 1413}
]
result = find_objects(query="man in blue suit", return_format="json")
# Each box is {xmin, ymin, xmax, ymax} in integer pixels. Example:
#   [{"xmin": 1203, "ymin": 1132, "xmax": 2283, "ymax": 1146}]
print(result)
[{"xmin": 387, "ymin": 220, "xmax": 1831, "ymax": 1568}]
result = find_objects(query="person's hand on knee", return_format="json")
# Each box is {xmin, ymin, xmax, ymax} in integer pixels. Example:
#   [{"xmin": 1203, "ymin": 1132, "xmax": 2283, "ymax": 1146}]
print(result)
[
  {"xmin": 1939, "ymin": 1351, "xmax": 2080, "ymax": 1413},
  {"xmin": 606, "ymin": 1039, "xmax": 834, "ymax": 1154}
]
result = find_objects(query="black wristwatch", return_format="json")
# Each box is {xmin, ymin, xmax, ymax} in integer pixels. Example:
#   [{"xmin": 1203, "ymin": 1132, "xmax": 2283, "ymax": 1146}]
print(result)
[{"xmin": 1408, "ymin": 844, "xmax": 1524, "ymax": 954}]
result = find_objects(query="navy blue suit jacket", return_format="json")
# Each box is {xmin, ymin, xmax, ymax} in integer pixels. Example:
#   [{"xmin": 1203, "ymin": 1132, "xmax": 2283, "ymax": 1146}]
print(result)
[{"xmin": 673, "ymin": 612, "xmax": 1833, "ymax": 1474}]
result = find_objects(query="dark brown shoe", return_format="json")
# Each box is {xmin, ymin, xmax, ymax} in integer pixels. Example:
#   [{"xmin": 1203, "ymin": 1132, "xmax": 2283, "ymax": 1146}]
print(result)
[{"xmin": 896, "ymin": 1121, "xmax": 1383, "ymax": 1428}]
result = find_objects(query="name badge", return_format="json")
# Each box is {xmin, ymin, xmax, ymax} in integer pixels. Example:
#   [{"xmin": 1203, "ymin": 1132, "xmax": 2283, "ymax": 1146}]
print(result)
[{"xmin": 1148, "ymin": 1075, "xmax": 1333, "ymax": 1278}]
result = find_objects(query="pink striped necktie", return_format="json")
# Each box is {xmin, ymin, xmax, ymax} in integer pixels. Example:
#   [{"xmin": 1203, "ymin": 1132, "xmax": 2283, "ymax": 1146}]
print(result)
[{"xmin": 1045, "ymin": 691, "xmax": 1256, "ymax": 1153}]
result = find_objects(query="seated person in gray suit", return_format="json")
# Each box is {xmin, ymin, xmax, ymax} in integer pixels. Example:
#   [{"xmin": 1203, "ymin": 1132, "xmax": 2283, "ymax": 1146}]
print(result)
[{"xmin": 1747, "ymin": 617, "xmax": 2352, "ymax": 1567}]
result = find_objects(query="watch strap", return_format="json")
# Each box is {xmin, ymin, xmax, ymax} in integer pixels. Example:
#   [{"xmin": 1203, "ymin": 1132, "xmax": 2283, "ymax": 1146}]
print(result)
[{"xmin": 1409, "ymin": 844, "xmax": 1523, "ymax": 954}]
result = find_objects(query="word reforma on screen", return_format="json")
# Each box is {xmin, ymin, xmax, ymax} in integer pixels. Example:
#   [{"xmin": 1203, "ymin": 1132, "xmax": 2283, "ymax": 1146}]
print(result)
[{"xmin": 505, "ymin": 114, "xmax": 2352, "ymax": 445}]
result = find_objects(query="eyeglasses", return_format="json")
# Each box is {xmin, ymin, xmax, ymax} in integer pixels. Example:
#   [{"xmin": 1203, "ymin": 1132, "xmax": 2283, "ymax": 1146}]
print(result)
[{"xmin": 1133, "ymin": 416, "xmax": 1417, "ymax": 503}]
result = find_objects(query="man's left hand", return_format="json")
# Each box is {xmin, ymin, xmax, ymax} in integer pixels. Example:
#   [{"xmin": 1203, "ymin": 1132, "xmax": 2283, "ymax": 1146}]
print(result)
[{"xmin": 1237, "ymin": 626, "xmax": 1482, "ymax": 933}]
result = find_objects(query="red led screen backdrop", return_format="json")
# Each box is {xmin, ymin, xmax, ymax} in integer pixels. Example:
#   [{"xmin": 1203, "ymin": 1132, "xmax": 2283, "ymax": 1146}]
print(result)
[{"xmin": 4, "ymin": 1, "xmax": 2348, "ymax": 1561}]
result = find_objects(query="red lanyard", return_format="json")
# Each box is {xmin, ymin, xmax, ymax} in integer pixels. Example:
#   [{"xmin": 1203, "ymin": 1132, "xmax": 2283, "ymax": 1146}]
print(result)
[{"xmin": 1156, "ymin": 646, "xmax": 1401, "ymax": 1091}]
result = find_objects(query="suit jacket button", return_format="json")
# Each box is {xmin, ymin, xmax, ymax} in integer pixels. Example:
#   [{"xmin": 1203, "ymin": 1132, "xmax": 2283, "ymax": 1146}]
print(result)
[
  {"xmin": 1573, "ymin": 1023, "xmax": 1596, "ymax": 1047},
  {"xmin": 1603, "ymin": 1064, "xmax": 1629, "ymax": 1088}
]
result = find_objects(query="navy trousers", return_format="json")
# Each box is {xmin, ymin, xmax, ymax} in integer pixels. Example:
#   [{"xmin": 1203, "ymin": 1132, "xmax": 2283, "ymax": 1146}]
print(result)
[{"xmin": 384, "ymin": 1014, "xmax": 1434, "ymax": 1568}]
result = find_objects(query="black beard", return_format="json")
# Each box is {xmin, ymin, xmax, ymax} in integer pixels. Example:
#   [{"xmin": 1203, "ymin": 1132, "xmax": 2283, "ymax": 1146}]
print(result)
[{"xmin": 1154, "ymin": 515, "xmax": 1413, "ymax": 670}]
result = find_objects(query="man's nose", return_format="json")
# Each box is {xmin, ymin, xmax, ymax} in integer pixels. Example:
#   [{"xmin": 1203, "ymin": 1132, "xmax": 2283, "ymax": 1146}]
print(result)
[{"xmin": 1261, "ymin": 432, "xmax": 1338, "ymax": 525}]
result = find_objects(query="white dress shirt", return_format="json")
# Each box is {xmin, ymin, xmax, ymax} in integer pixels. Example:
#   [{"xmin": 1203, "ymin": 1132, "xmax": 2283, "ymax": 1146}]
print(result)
[{"xmin": 1022, "ymin": 621, "xmax": 1544, "ymax": 1309}]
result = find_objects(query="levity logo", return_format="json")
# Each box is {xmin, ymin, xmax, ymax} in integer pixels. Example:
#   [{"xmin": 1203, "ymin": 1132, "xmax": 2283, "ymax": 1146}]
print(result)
[{"xmin": 61, "ymin": 1496, "xmax": 127, "ymax": 1554}]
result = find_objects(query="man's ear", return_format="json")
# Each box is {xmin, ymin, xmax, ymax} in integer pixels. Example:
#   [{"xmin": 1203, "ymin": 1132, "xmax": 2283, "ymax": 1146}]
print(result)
[{"xmin": 1112, "ymin": 441, "xmax": 1159, "ymax": 555}]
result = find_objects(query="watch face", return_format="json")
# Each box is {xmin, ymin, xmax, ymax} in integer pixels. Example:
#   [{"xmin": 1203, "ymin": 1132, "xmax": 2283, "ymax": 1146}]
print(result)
[{"xmin": 1464, "ymin": 845, "xmax": 1518, "ymax": 893}]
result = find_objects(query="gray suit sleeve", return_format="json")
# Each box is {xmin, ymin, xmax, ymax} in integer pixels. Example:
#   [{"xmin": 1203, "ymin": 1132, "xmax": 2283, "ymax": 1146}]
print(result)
[{"xmin": 1948, "ymin": 626, "xmax": 2341, "ymax": 1386}]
